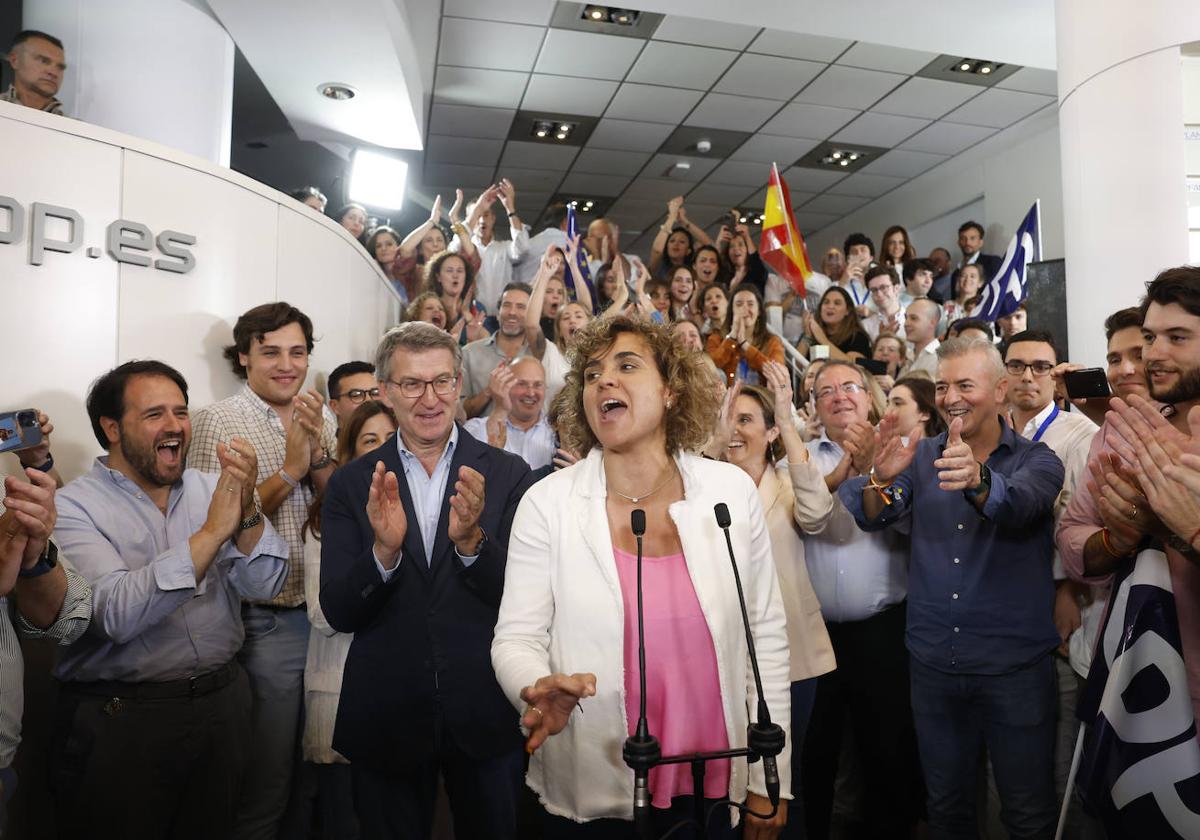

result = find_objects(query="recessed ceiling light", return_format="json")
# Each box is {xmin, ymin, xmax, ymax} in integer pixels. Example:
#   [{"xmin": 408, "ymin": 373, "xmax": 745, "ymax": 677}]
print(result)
[
  {"xmin": 318, "ymin": 83, "xmax": 356, "ymax": 101},
  {"xmin": 959, "ymin": 62, "xmax": 972, "ymax": 71},
  {"xmin": 556, "ymin": 132, "xmax": 568, "ymax": 140},
  {"xmin": 838, "ymin": 159, "xmax": 849, "ymax": 167},
  {"xmin": 583, "ymin": 4, "xmax": 606, "ymax": 20},
  {"xmin": 979, "ymin": 65, "xmax": 993, "ymax": 74}
]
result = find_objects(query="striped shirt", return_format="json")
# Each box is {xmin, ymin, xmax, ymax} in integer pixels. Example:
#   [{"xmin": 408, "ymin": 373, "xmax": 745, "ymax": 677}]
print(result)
[
  {"xmin": 0, "ymin": 84, "xmax": 65, "ymax": 116},
  {"xmin": 188, "ymin": 384, "xmax": 337, "ymax": 607},
  {"xmin": 0, "ymin": 488, "xmax": 92, "ymax": 769}
]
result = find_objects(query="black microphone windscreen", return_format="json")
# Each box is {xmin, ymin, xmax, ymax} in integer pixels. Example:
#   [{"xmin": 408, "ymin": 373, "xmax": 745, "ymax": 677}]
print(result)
[
  {"xmin": 714, "ymin": 503, "xmax": 731, "ymax": 529},
  {"xmin": 631, "ymin": 508, "xmax": 646, "ymax": 536}
]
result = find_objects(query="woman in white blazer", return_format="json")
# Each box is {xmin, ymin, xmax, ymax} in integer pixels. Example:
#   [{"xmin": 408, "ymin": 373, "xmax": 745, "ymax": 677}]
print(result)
[
  {"xmin": 710, "ymin": 362, "xmax": 837, "ymax": 840},
  {"xmin": 491, "ymin": 316, "xmax": 792, "ymax": 840}
]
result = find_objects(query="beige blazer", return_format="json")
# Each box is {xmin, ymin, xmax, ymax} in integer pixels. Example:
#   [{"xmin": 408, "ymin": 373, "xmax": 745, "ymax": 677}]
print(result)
[{"xmin": 758, "ymin": 462, "xmax": 837, "ymax": 682}]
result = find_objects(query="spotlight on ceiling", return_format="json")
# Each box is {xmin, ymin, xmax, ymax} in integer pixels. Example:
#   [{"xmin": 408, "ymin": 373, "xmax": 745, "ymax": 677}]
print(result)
[
  {"xmin": 348, "ymin": 149, "xmax": 408, "ymax": 211},
  {"xmin": 951, "ymin": 57, "xmax": 1005, "ymax": 77},
  {"xmin": 318, "ymin": 83, "xmax": 356, "ymax": 101},
  {"xmin": 532, "ymin": 119, "xmax": 576, "ymax": 142},
  {"xmin": 580, "ymin": 5, "xmax": 639, "ymax": 26}
]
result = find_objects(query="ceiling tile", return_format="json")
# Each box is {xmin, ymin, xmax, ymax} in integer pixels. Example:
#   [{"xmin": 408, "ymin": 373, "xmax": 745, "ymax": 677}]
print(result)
[
  {"xmin": 644, "ymin": 153, "xmax": 720, "ymax": 182},
  {"xmin": 713, "ymin": 53, "xmax": 825, "ymax": 100},
  {"xmin": 604, "ymin": 83, "xmax": 704, "ymax": 124},
  {"xmin": 438, "ymin": 18, "xmax": 545, "ymax": 72},
  {"xmin": 651, "ymin": 16, "xmax": 760, "ymax": 51},
  {"xmin": 860, "ymin": 148, "xmax": 948, "ymax": 178},
  {"xmin": 534, "ymin": 29, "xmax": 644, "ymax": 80},
  {"xmin": 607, "ymin": 198, "xmax": 668, "ymax": 227},
  {"xmin": 708, "ymin": 160, "xmax": 773, "ymax": 188},
  {"xmin": 622, "ymin": 177, "xmax": 689, "ymax": 201},
  {"xmin": 943, "ymin": 88, "xmax": 1055, "ymax": 128},
  {"xmin": 996, "ymin": 67, "xmax": 1058, "ymax": 97},
  {"xmin": 832, "ymin": 112, "xmax": 929, "ymax": 147},
  {"xmin": 802, "ymin": 193, "xmax": 871, "ymax": 214},
  {"xmin": 825, "ymin": 171, "xmax": 907, "ymax": 198},
  {"xmin": 494, "ymin": 167, "xmax": 563, "ymax": 192},
  {"xmin": 434, "ymin": 66, "xmax": 529, "ymax": 109},
  {"xmin": 521, "ymin": 74, "xmax": 618, "ymax": 117},
  {"xmin": 795, "ymin": 65, "xmax": 906, "ymax": 110},
  {"xmin": 686, "ymin": 182, "xmax": 759, "ymax": 206},
  {"xmin": 443, "ymin": 0, "xmax": 555, "ymax": 25},
  {"xmin": 742, "ymin": 186, "xmax": 819, "ymax": 208},
  {"xmin": 899, "ymin": 121, "xmax": 995, "ymax": 155},
  {"xmin": 683, "ymin": 92, "xmax": 779, "ymax": 132},
  {"xmin": 559, "ymin": 171, "xmax": 631, "ymax": 197},
  {"xmin": 836, "ymin": 42, "xmax": 939, "ymax": 75},
  {"xmin": 429, "ymin": 104, "xmax": 516, "ymax": 140},
  {"xmin": 500, "ymin": 140, "xmax": 579, "ymax": 171},
  {"xmin": 423, "ymin": 163, "xmax": 497, "ymax": 188},
  {"xmin": 794, "ymin": 211, "xmax": 840, "ymax": 231},
  {"xmin": 729, "ymin": 133, "xmax": 821, "ymax": 165},
  {"xmin": 677, "ymin": 203, "xmax": 734, "ymax": 229},
  {"xmin": 749, "ymin": 30, "xmax": 852, "ymax": 63},
  {"xmin": 760, "ymin": 102, "xmax": 860, "ymax": 139},
  {"xmin": 572, "ymin": 147, "xmax": 652, "ymax": 176},
  {"xmin": 627, "ymin": 41, "xmax": 738, "ymax": 90},
  {"xmin": 586, "ymin": 118, "xmax": 675, "ymax": 152},
  {"xmin": 782, "ymin": 166, "xmax": 847, "ymax": 192},
  {"xmin": 871, "ymin": 77, "xmax": 982, "ymax": 120},
  {"xmin": 425, "ymin": 135, "xmax": 504, "ymax": 166},
  {"xmin": 658, "ymin": 126, "xmax": 750, "ymax": 157}
]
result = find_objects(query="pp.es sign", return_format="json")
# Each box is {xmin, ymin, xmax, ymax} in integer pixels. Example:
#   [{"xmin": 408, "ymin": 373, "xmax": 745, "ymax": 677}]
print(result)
[{"xmin": 0, "ymin": 196, "xmax": 196, "ymax": 273}]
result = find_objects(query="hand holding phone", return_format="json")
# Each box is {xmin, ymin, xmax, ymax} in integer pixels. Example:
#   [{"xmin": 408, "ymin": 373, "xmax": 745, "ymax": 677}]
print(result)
[
  {"xmin": 1062, "ymin": 368, "xmax": 1111, "ymax": 401},
  {"xmin": 0, "ymin": 410, "xmax": 43, "ymax": 455}
]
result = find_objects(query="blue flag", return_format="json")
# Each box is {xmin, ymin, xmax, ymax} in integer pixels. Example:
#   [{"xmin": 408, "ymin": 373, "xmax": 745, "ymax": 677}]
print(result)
[
  {"xmin": 972, "ymin": 200, "xmax": 1040, "ymax": 321},
  {"xmin": 565, "ymin": 205, "xmax": 597, "ymax": 314},
  {"xmin": 1075, "ymin": 548, "xmax": 1200, "ymax": 838}
]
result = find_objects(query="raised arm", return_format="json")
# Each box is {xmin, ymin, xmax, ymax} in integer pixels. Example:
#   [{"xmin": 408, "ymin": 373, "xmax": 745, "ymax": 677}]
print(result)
[
  {"xmin": 678, "ymin": 205, "xmax": 714, "ymax": 247},
  {"xmin": 649, "ymin": 196, "xmax": 683, "ymax": 273},
  {"xmin": 562, "ymin": 233, "xmax": 594, "ymax": 314},
  {"xmin": 446, "ymin": 188, "xmax": 477, "ymax": 260},
  {"xmin": 524, "ymin": 246, "xmax": 562, "ymax": 360},
  {"xmin": 400, "ymin": 195, "xmax": 442, "ymax": 257}
]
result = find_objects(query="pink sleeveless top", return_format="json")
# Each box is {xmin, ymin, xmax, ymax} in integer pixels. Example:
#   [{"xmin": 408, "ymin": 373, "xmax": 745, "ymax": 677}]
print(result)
[{"xmin": 613, "ymin": 547, "xmax": 731, "ymax": 807}]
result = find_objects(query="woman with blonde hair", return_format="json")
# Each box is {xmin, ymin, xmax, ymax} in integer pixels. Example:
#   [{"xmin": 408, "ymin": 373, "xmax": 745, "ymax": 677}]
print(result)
[{"xmin": 493, "ymin": 315, "xmax": 792, "ymax": 838}]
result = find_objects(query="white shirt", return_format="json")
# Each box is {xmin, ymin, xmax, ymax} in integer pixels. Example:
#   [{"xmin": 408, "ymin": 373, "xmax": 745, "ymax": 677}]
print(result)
[
  {"xmin": 861, "ymin": 305, "xmax": 907, "ymax": 342},
  {"xmin": 451, "ymin": 229, "xmax": 530, "ymax": 312},
  {"xmin": 514, "ymin": 227, "xmax": 569, "ymax": 285},
  {"xmin": 803, "ymin": 435, "xmax": 908, "ymax": 622},
  {"xmin": 463, "ymin": 413, "xmax": 556, "ymax": 470},
  {"xmin": 902, "ymin": 337, "xmax": 940, "ymax": 379}
]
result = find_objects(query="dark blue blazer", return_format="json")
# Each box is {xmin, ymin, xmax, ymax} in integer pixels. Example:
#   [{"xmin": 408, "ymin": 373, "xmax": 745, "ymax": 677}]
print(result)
[
  {"xmin": 319, "ymin": 426, "xmax": 535, "ymax": 771},
  {"xmin": 949, "ymin": 252, "xmax": 1004, "ymax": 301}
]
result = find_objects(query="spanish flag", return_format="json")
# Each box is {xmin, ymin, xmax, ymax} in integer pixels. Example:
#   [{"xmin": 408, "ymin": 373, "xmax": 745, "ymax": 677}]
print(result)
[{"xmin": 759, "ymin": 162, "xmax": 813, "ymax": 297}]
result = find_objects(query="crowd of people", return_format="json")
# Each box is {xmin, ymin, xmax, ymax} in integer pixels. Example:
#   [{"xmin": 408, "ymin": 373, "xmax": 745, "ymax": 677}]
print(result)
[{"xmin": 6, "ymin": 25, "xmax": 1200, "ymax": 840}]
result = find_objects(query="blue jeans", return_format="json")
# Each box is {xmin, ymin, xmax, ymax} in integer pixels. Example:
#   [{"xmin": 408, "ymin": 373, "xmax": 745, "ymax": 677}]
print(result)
[
  {"xmin": 232, "ymin": 604, "xmax": 311, "ymax": 840},
  {"xmin": 910, "ymin": 653, "xmax": 1057, "ymax": 840}
]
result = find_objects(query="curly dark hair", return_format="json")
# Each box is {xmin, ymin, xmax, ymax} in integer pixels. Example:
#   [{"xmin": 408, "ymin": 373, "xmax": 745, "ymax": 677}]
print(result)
[
  {"xmin": 555, "ymin": 315, "xmax": 720, "ymax": 457},
  {"xmin": 421, "ymin": 250, "xmax": 476, "ymax": 304}
]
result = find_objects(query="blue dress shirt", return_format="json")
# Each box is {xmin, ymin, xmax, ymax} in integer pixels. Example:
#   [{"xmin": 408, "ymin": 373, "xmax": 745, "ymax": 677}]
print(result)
[
  {"xmin": 52, "ymin": 459, "xmax": 289, "ymax": 682},
  {"xmin": 375, "ymin": 424, "xmax": 479, "ymax": 580},
  {"xmin": 838, "ymin": 418, "xmax": 1064, "ymax": 675}
]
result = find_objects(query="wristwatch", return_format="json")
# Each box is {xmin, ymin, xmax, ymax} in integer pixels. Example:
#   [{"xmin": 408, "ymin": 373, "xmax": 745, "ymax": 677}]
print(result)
[
  {"xmin": 239, "ymin": 507, "xmax": 263, "ymax": 532},
  {"xmin": 310, "ymin": 449, "xmax": 333, "ymax": 471},
  {"xmin": 964, "ymin": 462, "xmax": 991, "ymax": 501},
  {"xmin": 19, "ymin": 539, "xmax": 59, "ymax": 578}
]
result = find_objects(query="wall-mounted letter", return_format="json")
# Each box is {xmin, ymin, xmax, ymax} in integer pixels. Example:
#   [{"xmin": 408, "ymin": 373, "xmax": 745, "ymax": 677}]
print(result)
[
  {"xmin": 154, "ymin": 230, "xmax": 196, "ymax": 274},
  {"xmin": 0, "ymin": 196, "xmax": 24, "ymax": 246},
  {"xmin": 29, "ymin": 203, "xmax": 82, "ymax": 265},
  {"xmin": 106, "ymin": 220, "xmax": 153, "ymax": 267}
]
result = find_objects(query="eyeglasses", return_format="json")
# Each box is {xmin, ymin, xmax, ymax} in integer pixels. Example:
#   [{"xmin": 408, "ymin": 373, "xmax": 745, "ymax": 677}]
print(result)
[
  {"xmin": 336, "ymin": 387, "xmax": 381, "ymax": 404},
  {"xmin": 815, "ymin": 382, "xmax": 865, "ymax": 401},
  {"xmin": 386, "ymin": 375, "xmax": 459, "ymax": 399},
  {"xmin": 1004, "ymin": 360, "xmax": 1054, "ymax": 377}
]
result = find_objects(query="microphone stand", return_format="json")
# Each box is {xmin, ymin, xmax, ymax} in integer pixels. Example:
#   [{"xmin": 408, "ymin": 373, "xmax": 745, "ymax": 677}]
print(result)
[{"xmin": 621, "ymin": 505, "xmax": 786, "ymax": 839}]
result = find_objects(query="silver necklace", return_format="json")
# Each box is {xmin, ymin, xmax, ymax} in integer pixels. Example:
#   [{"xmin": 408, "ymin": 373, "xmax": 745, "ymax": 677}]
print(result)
[{"xmin": 608, "ymin": 464, "xmax": 677, "ymax": 504}]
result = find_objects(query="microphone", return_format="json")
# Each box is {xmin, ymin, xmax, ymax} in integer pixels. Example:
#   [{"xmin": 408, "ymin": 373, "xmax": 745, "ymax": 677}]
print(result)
[
  {"xmin": 713, "ymin": 503, "xmax": 785, "ymax": 808},
  {"xmin": 622, "ymin": 508, "xmax": 659, "ymax": 837}
]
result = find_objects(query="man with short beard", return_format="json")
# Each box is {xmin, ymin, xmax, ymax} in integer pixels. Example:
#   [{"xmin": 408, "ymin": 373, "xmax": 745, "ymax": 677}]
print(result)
[
  {"xmin": 462, "ymin": 283, "xmax": 533, "ymax": 419},
  {"xmin": 50, "ymin": 361, "xmax": 287, "ymax": 839},
  {"xmin": 1059, "ymin": 266, "xmax": 1200, "ymax": 730}
]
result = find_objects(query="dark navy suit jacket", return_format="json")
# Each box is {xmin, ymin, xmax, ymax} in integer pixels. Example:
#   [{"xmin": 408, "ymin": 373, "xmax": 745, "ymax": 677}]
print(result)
[{"xmin": 319, "ymin": 426, "xmax": 535, "ymax": 771}]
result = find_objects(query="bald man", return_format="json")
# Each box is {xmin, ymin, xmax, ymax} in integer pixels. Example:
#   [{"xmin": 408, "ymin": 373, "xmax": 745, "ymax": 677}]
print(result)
[{"xmin": 463, "ymin": 356, "xmax": 556, "ymax": 470}]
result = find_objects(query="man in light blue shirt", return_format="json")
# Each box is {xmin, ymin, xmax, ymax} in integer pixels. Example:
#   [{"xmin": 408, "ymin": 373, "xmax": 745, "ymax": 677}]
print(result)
[
  {"xmin": 50, "ymin": 361, "xmax": 287, "ymax": 840},
  {"xmin": 463, "ymin": 356, "xmax": 556, "ymax": 471},
  {"xmin": 796, "ymin": 360, "xmax": 921, "ymax": 839}
]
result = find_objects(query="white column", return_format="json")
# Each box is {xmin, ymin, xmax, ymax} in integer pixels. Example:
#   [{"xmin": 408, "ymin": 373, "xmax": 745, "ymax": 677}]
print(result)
[
  {"xmin": 1056, "ymin": 0, "xmax": 1200, "ymax": 366},
  {"xmin": 22, "ymin": 0, "xmax": 235, "ymax": 165}
]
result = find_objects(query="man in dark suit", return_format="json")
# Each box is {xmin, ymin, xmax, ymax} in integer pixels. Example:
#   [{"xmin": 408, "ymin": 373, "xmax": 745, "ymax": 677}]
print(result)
[
  {"xmin": 946, "ymin": 220, "xmax": 1003, "ymax": 302},
  {"xmin": 319, "ymin": 321, "xmax": 535, "ymax": 840}
]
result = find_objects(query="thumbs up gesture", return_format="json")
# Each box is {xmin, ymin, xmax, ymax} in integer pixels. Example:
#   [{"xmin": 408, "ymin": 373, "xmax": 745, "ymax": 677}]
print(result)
[{"xmin": 934, "ymin": 417, "xmax": 983, "ymax": 492}]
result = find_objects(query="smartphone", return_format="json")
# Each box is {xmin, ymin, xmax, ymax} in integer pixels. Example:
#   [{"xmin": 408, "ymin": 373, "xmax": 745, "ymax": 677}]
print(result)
[
  {"xmin": 0, "ymin": 409, "xmax": 43, "ymax": 455},
  {"xmin": 857, "ymin": 358, "xmax": 889, "ymax": 376},
  {"xmin": 1063, "ymin": 368, "xmax": 1111, "ymax": 400}
]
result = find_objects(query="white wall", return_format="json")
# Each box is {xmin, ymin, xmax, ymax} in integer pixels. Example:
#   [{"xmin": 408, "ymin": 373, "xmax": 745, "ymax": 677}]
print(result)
[
  {"xmin": 0, "ymin": 102, "xmax": 402, "ymax": 482},
  {"xmin": 807, "ymin": 107, "xmax": 1063, "ymax": 265}
]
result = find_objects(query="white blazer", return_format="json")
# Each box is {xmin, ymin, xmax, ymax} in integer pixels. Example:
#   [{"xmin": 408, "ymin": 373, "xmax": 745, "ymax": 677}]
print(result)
[{"xmin": 492, "ymin": 449, "xmax": 792, "ymax": 823}]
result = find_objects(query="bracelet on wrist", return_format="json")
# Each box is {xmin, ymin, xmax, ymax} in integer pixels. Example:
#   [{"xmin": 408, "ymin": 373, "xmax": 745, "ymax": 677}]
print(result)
[
  {"xmin": 1099, "ymin": 527, "xmax": 1132, "ymax": 559},
  {"xmin": 278, "ymin": 469, "xmax": 300, "ymax": 489},
  {"xmin": 867, "ymin": 467, "xmax": 894, "ymax": 506},
  {"xmin": 506, "ymin": 210, "xmax": 519, "ymax": 218}
]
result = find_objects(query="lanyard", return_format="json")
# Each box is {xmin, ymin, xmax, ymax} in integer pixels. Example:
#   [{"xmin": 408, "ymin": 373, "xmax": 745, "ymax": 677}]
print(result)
[
  {"xmin": 849, "ymin": 281, "xmax": 866, "ymax": 306},
  {"xmin": 1031, "ymin": 405, "xmax": 1059, "ymax": 442}
]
